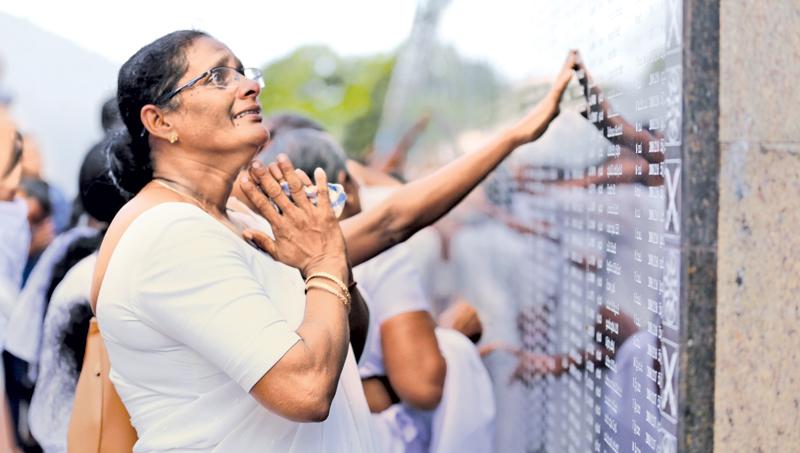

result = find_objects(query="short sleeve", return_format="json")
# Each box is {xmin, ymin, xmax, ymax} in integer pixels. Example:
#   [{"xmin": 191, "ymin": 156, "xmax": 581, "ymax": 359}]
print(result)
[
  {"xmin": 354, "ymin": 242, "xmax": 431, "ymax": 324},
  {"xmin": 132, "ymin": 212, "xmax": 301, "ymax": 392}
]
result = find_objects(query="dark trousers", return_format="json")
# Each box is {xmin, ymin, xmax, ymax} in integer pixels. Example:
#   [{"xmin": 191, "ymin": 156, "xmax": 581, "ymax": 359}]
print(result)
[{"xmin": 3, "ymin": 351, "xmax": 42, "ymax": 453}]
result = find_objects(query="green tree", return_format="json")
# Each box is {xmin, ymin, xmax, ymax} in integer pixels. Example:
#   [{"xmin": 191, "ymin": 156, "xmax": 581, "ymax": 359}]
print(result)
[{"xmin": 259, "ymin": 46, "xmax": 395, "ymax": 160}]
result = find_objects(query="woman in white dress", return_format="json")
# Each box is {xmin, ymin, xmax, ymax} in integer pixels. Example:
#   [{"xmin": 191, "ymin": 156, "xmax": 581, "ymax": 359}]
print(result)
[{"xmin": 93, "ymin": 30, "xmax": 375, "ymax": 452}]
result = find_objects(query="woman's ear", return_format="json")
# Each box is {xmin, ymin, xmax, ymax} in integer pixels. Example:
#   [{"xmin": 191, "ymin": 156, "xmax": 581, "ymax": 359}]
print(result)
[{"xmin": 140, "ymin": 104, "xmax": 174, "ymax": 142}]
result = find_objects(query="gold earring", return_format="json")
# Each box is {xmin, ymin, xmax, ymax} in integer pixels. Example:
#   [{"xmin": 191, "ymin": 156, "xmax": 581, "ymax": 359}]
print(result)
[{"xmin": 169, "ymin": 133, "xmax": 178, "ymax": 144}]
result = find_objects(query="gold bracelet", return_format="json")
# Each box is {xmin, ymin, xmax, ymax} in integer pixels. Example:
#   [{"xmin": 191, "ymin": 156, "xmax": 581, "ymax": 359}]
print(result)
[
  {"xmin": 305, "ymin": 281, "xmax": 351, "ymax": 312},
  {"xmin": 304, "ymin": 272, "xmax": 349, "ymax": 299}
]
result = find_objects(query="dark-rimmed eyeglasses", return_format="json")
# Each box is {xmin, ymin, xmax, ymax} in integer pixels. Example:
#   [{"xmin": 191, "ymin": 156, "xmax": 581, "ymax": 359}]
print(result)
[
  {"xmin": 153, "ymin": 66, "xmax": 264, "ymax": 106},
  {"xmin": 2, "ymin": 131, "xmax": 23, "ymax": 178}
]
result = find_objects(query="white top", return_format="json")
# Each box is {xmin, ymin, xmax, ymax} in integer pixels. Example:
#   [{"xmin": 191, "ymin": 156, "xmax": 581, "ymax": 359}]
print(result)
[
  {"xmin": 96, "ymin": 202, "xmax": 376, "ymax": 453},
  {"xmin": 5, "ymin": 225, "xmax": 97, "ymax": 365},
  {"xmin": 29, "ymin": 254, "xmax": 96, "ymax": 453},
  {"xmin": 353, "ymin": 242, "xmax": 431, "ymax": 378},
  {"xmin": 352, "ymin": 238, "xmax": 495, "ymax": 453},
  {"xmin": 0, "ymin": 198, "xmax": 30, "ymax": 342}
]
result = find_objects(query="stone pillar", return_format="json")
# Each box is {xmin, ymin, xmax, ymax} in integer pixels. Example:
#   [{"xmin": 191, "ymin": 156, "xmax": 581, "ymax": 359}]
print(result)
[
  {"xmin": 678, "ymin": 1, "xmax": 720, "ymax": 452},
  {"xmin": 714, "ymin": 0, "xmax": 800, "ymax": 451}
]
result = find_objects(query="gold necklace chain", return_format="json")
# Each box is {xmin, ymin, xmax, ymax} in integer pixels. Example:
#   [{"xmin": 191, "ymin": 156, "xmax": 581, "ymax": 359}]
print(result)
[{"xmin": 152, "ymin": 177, "xmax": 240, "ymax": 235}]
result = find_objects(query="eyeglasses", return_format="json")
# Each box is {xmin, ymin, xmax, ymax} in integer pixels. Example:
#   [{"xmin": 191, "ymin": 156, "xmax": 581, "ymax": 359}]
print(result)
[
  {"xmin": 2, "ymin": 131, "xmax": 23, "ymax": 178},
  {"xmin": 153, "ymin": 66, "xmax": 265, "ymax": 106}
]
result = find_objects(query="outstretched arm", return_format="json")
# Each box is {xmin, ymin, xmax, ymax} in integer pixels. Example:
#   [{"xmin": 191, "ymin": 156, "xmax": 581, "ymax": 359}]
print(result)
[{"xmin": 342, "ymin": 51, "xmax": 579, "ymax": 265}]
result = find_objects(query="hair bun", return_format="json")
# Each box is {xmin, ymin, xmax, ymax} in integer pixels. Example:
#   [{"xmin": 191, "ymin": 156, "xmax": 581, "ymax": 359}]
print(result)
[{"xmin": 105, "ymin": 127, "xmax": 153, "ymax": 196}]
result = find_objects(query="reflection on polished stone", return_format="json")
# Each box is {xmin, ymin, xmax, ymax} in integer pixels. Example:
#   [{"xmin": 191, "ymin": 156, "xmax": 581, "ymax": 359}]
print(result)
[{"xmin": 436, "ymin": 0, "xmax": 683, "ymax": 451}]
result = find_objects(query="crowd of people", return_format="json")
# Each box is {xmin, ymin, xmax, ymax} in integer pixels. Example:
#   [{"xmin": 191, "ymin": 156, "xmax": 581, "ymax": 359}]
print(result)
[{"xmin": 0, "ymin": 29, "xmax": 578, "ymax": 453}]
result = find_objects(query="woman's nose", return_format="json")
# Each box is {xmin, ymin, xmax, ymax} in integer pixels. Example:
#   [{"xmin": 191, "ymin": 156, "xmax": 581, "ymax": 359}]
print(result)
[{"xmin": 238, "ymin": 76, "xmax": 261, "ymax": 99}]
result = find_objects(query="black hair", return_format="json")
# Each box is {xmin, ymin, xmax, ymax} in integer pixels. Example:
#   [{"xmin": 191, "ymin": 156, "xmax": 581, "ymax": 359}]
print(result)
[
  {"xmin": 80, "ymin": 136, "xmax": 130, "ymax": 223},
  {"xmin": 265, "ymin": 113, "xmax": 325, "ymax": 140},
  {"xmin": 67, "ymin": 196, "xmax": 84, "ymax": 229},
  {"xmin": 260, "ymin": 128, "xmax": 348, "ymax": 182},
  {"xmin": 57, "ymin": 301, "xmax": 94, "ymax": 377},
  {"xmin": 20, "ymin": 177, "xmax": 52, "ymax": 217},
  {"xmin": 100, "ymin": 95, "xmax": 122, "ymax": 132},
  {"xmin": 107, "ymin": 30, "xmax": 209, "ymax": 196},
  {"xmin": 44, "ymin": 232, "xmax": 103, "ymax": 309}
]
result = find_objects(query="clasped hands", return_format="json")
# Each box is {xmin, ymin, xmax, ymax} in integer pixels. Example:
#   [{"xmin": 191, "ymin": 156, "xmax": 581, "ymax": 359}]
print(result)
[{"xmin": 238, "ymin": 154, "xmax": 349, "ymax": 283}]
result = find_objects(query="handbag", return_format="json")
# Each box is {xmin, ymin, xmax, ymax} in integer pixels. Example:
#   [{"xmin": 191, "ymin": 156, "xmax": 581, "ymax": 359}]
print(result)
[{"xmin": 67, "ymin": 317, "xmax": 138, "ymax": 452}]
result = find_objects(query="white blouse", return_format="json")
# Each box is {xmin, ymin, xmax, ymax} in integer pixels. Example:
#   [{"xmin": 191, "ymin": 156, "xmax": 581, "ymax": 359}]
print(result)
[{"xmin": 97, "ymin": 202, "xmax": 376, "ymax": 453}]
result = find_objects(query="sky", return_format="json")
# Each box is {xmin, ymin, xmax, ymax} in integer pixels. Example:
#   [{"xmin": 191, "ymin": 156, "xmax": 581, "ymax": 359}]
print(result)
[
  {"xmin": 0, "ymin": 0, "xmax": 417, "ymax": 67},
  {"xmin": 0, "ymin": 0, "xmax": 563, "ymax": 81}
]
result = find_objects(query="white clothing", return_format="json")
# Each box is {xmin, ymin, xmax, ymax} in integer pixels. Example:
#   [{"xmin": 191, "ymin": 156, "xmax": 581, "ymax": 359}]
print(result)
[
  {"xmin": 353, "ymin": 242, "xmax": 430, "ymax": 378},
  {"xmin": 0, "ymin": 198, "xmax": 30, "ymax": 393},
  {"xmin": 353, "ymin": 220, "xmax": 494, "ymax": 453},
  {"xmin": 29, "ymin": 254, "xmax": 96, "ymax": 453},
  {"xmin": 5, "ymin": 226, "xmax": 96, "ymax": 368},
  {"xmin": 0, "ymin": 198, "xmax": 30, "ymax": 343},
  {"xmin": 97, "ymin": 203, "xmax": 376, "ymax": 453},
  {"xmin": 429, "ymin": 328, "xmax": 494, "ymax": 453},
  {"xmin": 368, "ymin": 329, "xmax": 495, "ymax": 453}
]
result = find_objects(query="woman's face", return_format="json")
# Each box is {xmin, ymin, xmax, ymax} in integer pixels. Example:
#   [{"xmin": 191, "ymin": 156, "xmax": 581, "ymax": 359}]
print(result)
[{"xmin": 163, "ymin": 37, "xmax": 268, "ymax": 158}]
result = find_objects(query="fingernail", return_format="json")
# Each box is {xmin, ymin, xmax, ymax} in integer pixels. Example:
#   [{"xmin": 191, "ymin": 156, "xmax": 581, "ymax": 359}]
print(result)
[
  {"xmin": 241, "ymin": 174, "xmax": 250, "ymax": 184},
  {"xmin": 251, "ymin": 160, "xmax": 262, "ymax": 168},
  {"xmin": 278, "ymin": 154, "xmax": 288, "ymax": 163}
]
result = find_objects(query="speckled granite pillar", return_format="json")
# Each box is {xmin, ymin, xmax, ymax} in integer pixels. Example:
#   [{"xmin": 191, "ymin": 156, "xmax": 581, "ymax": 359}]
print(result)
[
  {"xmin": 679, "ymin": 1, "xmax": 720, "ymax": 452},
  {"xmin": 714, "ymin": 0, "xmax": 800, "ymax": 451}
]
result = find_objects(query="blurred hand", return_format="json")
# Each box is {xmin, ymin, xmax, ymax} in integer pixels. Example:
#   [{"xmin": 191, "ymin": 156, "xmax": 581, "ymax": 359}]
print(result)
[
  {"xmin": 238, "ymin": 154, "xmax": 348, "ymax": 281},
  {"xmin": 438, "ymin": 300, "xmax": 483, "ymax": 343},
  {"xmin": 476, "ymin": 341, "xmax": 561, "ymax": 385},
  {"xmin": 510, "ymin": 351, "xmax": 559, "ymax": 385},
  {"xmin": 507, "ymin": 50, "xmax": 579, "ymax": 146}
]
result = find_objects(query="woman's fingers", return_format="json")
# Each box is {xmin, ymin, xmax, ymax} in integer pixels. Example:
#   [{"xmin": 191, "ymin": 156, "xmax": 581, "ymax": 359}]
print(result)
[
  {"xmin": 238, "ymin": 173, "xmax": 281, "ymax": 225},
  {"xmin": 277, "ymin": 154, "xmax": 312, "ymax": 209},
  {"xmin": 268, "ymin": 161, "xmax": 283, "ymax": 181},
  {"xmin": 243, "ymin": 229, "xmax": 278, "ymax": 257},
  {"xmin": 249, "ymin": 161, "xmax": 295, "ymax": 215},
  {"xmin": 295, "ymin": 169, "xmax": 313, "ymax": 186},
  {"xmin": 313, "ymin": 168, "xmax": 332, "ymax": 212},
  {"xmin": 552, "ymin": 50, "xmax": 579, "ymax": 99}
]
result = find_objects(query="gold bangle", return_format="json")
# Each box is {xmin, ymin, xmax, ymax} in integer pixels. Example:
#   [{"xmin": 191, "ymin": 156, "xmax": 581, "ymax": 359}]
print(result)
[
  {"xmin": 304, "ymin": 272, "xmax": 349, "ymax": 299},
  {"xmin": 305, "ymin": 281, "xmax": 351, "ymax": 312}
]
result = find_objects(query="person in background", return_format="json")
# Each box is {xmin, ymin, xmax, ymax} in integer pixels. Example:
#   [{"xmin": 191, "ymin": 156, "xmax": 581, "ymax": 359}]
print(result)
[
  {"xmin": 18, "ymin": 178, "xmax": 54, "ymax": 279},
  {"xmin": 0, "ymin": 105, "xmax": 28, "ymax": 453},
  {"xmin": 4, "ymin": 92, "xmax": 129, "ymax": 453},
  {"xmin": 4, "ymin": 178, "xmax": 52, "ymax": 453},
  {"xmin": 28, "ymin": 136, "xmax": 129, "ymax": 453},
  {"xmin": 5, "ymin": 179, "xmax": 94, "ymax": 453},
  {"xmin": 17, "ymin": 138, "xmax": 70, "ymax": 236},
  {"xmin": 258, "ymin": 128, "xmax": 496, "ymax": 453}
]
